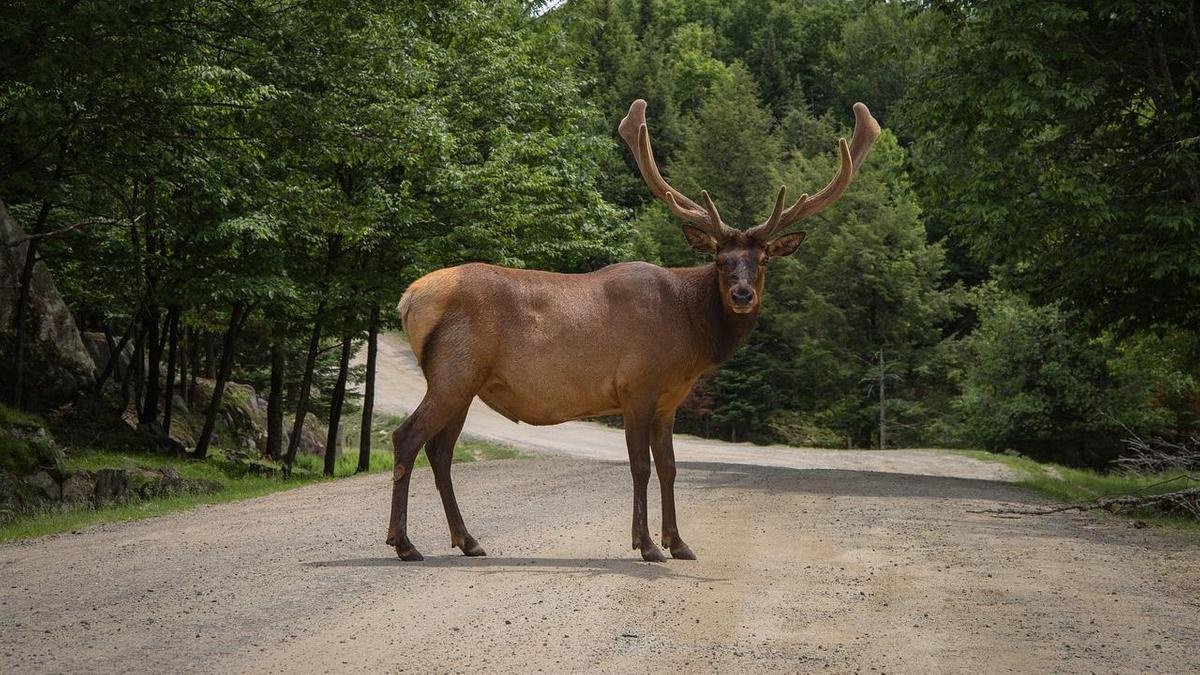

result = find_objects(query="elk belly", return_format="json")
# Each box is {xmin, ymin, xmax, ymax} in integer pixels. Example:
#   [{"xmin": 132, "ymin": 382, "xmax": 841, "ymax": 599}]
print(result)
[{"xmin": 477, "ymin": 370, "xmax": 621, "ymax": 426}]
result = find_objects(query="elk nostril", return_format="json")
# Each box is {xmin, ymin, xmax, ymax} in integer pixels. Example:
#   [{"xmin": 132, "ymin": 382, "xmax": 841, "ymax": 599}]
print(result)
[{"xmin": 731, "ymin": 288, "xmax": 754, "ymax": 306}]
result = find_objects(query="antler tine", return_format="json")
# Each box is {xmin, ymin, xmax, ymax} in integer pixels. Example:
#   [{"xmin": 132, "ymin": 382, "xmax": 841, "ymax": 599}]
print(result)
[
  {"xmin": 757, "ymin": 186, "xmax": 791, "ymax": 236},
  {"xmin": 748, "ymin": 102, "xmax": 880, "ymax": 242},
  {"xmin": 619, "ymin": 99, "xmax": 732, "ymax": 241},
  {"xmin": 701, "ymin": 190, "xmax": 722, "ymax": 228}
]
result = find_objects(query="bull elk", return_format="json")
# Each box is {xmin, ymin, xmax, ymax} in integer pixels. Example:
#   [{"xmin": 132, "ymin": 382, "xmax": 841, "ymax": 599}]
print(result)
[{"xmin": 388, "ymin": 99, "xmax": 880, "ymax": 561}]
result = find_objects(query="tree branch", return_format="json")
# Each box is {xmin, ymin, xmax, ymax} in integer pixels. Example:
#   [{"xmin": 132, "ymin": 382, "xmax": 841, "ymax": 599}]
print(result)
[{"xmin": 2, "ymin": 214, "xmax": 144, "ymax": 248}]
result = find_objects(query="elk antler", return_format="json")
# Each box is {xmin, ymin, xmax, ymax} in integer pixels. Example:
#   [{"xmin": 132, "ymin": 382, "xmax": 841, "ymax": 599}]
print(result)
[
  {"xmin": 747, "ymin": 102, "xmax": 881, "ymax": 243},
  {"xmin": 619, "ymin": 99, "xmax": 737, "ymax": 243}
]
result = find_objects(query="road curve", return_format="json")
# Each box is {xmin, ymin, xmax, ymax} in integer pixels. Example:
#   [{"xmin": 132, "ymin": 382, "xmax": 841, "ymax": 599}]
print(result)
[{"xmin": 359, "ymin": 332, "xmax": 1014, "ymax": 483}]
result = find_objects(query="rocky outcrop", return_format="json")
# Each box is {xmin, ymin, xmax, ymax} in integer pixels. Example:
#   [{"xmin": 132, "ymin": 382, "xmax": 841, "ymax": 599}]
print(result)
[
  {"xmin": 0, "ymin": 200, "xmax": 96, "ymax": 410},
  {"xmin": 0, "ymin": 410, "xmax": 222, "ymax": 522},
  {"xmin": 2, "ymin": 465, "xmax": 223, "ymax": 520},
  {"xmin": 170, "ymin": 379, "xmax": 328, "ymax": 457}
]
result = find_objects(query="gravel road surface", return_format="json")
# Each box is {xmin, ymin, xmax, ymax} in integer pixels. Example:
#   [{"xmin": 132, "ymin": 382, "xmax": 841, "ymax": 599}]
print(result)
[{"xmin": 1, "ymin": 333, "xmax": 1196, "ymax": 672}]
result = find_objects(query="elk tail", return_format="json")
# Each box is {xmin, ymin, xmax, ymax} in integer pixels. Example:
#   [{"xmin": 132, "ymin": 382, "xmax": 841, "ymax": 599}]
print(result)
[{"xmin": 397, "ymin": 286, "xmax": 417, "ymax": 336}]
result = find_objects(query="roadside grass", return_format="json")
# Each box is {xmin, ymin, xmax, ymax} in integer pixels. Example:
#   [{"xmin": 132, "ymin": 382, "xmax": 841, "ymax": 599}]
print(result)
[
  {"xmin": 0, "ymin": 404, "xmax": 43, "ymax": 428},
  {"xmin": 0, "ymin": 412, "xmax": 521, "ymax": 544},
  {"xmin": 953, "ymin": 449, "xmax": 1200, "ymax": 529},
  {"xmin": 330, "ymin": 412, "xmax": 523, "ymax": 472}
]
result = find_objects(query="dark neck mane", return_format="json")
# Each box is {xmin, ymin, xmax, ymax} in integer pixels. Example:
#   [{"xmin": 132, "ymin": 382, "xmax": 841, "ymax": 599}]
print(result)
[{"xmin": 674, "ymin": 264, "xmax": 759, "ymax": 367}]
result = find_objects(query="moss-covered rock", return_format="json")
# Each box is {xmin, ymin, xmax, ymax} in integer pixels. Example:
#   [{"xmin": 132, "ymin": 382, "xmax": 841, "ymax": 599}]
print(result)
[{"xmin": 0, "ymin": 405, "xmax": 64, "ymax": 476}]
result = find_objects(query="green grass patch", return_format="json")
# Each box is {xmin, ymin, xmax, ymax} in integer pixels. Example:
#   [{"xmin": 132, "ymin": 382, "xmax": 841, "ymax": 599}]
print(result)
[
  {"xmin": 0, "ymin": 403, "xmax": 44, "ymax": 429},
  {"xmin": 953, "ymin": 449, "xmax": 1199, "ymax": 528},
  {"xmin": 0, "ymin": 473, "xmax": 317, "ymax": 543},
  {"xmin": 334, "ymin": 411, "xmax": 523, "ymax": 471}
]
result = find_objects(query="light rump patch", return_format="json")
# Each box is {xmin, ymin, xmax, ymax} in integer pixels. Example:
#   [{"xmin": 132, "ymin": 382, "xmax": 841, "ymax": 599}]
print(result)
[{"xmin": 397, "ymin": 266, "xmax": 462, "ymax": 365}]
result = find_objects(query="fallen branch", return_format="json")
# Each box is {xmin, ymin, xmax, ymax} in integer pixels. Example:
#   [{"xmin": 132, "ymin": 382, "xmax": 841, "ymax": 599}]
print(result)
[{"xmin": 1114, "ymin": 432, "xmax": 1200, "ymax": 474}]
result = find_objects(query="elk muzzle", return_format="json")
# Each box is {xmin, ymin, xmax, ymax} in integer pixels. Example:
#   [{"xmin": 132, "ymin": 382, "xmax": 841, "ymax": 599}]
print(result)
[{"xmin": 729, "ymin": 286, "xmax": 757, "ymax": 313}]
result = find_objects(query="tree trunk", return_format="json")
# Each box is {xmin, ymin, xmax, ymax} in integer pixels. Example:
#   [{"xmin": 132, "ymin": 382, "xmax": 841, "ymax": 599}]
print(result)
[
  {"xmin": 204, "ymin": 333, "xmax": 216, "ymax": 379},
  {"xmin": 265, "ymin": 340, "xmax": 285, "ymax": 459},
  {"xmin": 878, "ymin": 349, "xmax": 886, "ymax": 450},
  {"xmin": 139, "ymin": 303, "xmax": 162, "ymax": 424},
  {"xmin": 192, "ymin": 303, "xmax": 249, "ymax": 460},
  {"xmin": 282, "ymin": 301, "xmax": 326, "ymax": 476},
  {"xmin": 9, "ymin": 190, "xmax": 54, "ymax": 409},
  {"xmin": 178, "ymin": 322, "xmax": 188, "ymax": 410},
  {"xmin": 161, "ymin": 306, "xmax": 180, "ymax": 436},
  {"xmin": 324, "ymin": 334, "xmax": 353, "ymax": 477},
  {"xmin": 188, "ymin": 327, "xmax": 200, "ymax": 405},
  {"xmin": 133, "ymin": 322, "xmax": 146, "ymax": 414},
  {"xmin": 10, "ymin": 238, "xmax": 40, "ymax": 408},
  {"xmin": 122, "ymin": 322, "xmax": 144, "ymax": 415},
  {"xmin": 96, "ymin": 333, "xmax": 127, "ymax": 392},
  {"xmin": 357, "ymin": 304, "xmax": 380, "ymax": 473}
]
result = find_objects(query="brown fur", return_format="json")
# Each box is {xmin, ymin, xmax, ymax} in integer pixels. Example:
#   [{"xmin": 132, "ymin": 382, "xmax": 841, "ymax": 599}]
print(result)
[
  {"xmin": 384, "ymin": 99, "xmax": 880, "ymax": 562},
  {"xmin": 385, "ymin": 254, "xmax": 763, "ymax": 562},
  {"xmin": 400, "ymin": 261, "xmax": 758, "ymax": 425}
]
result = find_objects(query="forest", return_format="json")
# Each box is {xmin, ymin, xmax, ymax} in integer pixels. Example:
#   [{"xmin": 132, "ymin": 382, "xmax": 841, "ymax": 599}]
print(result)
[{"xmin": 2, "ymin": 0, "xmax": 1197, "ymax": 471}]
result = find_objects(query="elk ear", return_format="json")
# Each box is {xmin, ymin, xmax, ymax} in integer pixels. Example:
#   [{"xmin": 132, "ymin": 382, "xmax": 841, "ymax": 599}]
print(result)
[
  {"xmin": 681, "ymin": 224, "xmax": 718, "ymax": 255},
  {"xmin": 766, "ymin": 231, "xmax": 807, "ymax": 258}
]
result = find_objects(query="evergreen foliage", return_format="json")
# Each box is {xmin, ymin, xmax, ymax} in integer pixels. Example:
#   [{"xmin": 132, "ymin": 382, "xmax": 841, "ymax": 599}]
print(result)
[{"xmin": 2, "ymin": 0, "xmax": 1196, "ymax": 467}]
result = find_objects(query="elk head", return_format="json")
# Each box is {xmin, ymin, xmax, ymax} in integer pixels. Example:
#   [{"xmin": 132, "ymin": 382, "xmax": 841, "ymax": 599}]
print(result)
[{"xmin": 619, "ymin": 99, "xmax": 881, "ymax": 315}]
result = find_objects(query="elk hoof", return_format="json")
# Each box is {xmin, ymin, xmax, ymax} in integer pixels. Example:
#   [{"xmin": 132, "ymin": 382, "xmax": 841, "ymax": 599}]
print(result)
[
  {"xmin": 459, "ymin": 535, "xmax": 487, "ymax": 557},
  {"xmin": 396, "ymin": 545, "xmax": 424, "ymax": 562},
  {"xmin": 670, "ymin": 545, "xmax": 697, "ymax": 560},
  {"xmin": 640, "ymin": 546, "xmax": 667, "ymax": 563}
]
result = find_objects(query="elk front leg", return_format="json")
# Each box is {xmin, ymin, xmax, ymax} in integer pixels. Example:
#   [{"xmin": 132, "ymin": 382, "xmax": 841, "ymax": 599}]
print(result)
[
  {"xmin": 650, "ymin": 411, "xmax": 695, "ymax": 560},
  {"xmin": 624, "ymin": 407, "xmax": 666, "ymax": 562}
]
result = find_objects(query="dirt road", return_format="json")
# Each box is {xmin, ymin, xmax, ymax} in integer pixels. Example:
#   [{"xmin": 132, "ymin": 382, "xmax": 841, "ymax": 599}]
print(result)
[{"xmin": 0, "ymin": 334, "xmax": 1197, "ymax": 672}]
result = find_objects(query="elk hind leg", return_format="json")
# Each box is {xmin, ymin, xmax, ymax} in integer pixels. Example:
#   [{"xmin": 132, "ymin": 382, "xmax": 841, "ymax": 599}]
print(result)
[
  {"xmin": 387, "ymin": 325, "xmax": 483, "ymax": 561},
  {"xmin": 427, "ymin": 407, "xmax": 486, "ymax": 556}
]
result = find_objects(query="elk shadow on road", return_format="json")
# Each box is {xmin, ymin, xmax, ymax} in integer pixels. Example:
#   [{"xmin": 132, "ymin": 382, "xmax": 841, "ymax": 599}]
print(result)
[
  {"xmin": 674, "ymin": 461, "xmax": 1198, "ymax": 550},
  {"xmin": 302, "ymin": 555, "xmax": 727, "ymax": 583},
  {"xmin": 676, "ymin": 461, "xmax": 1037, "ymax": 502}
]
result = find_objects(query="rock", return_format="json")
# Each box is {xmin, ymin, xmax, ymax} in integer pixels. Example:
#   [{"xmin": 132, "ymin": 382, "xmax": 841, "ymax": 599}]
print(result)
[
  {"xmin": 178, "ymin": 379, "xmax": 282, "ymax": 456},
  {"xmin": 91, "ymin": 468, "xmax": 129, "ymax": 505},
  {"xmin": 24, "ymin": 470, "xmax": 60, "ymax": 501},
  {"xmin": 0, "ymin": 200, "xmax": 97, "ymax": 410},
  {"xmin": 133, "ymin": 467, "xmax": 220, "ymax": 499},
  {"xmin": 0, "ymin": 429, "xmax": 64, "ymax": 476},
  {"xmin": 0, "ymin": 472, "xmax": 24, "ymax": 512},
  {"xmin": 243, "ymin": 460, "xmax": 281, "ymax": 476},
  {"xmin": 61, "ymin": 472, "xmax": 96, "ymax": 504},
  {"xmin": 2, "ymin": 462, "xmax": 222, "ymax": 517},
  {"xmin": 80, "ymin": 331, "xmax": 133, "ymax": 383},
  {"xmin": 289, "ymin": 414, "xmax": 329, "ymax": 457}
]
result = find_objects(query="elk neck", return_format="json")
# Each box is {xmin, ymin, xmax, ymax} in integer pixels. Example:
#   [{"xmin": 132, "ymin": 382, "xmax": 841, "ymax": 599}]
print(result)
[{"xmin": 676, "ymin": 263, "xmax": 760, "ymax": 367}]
